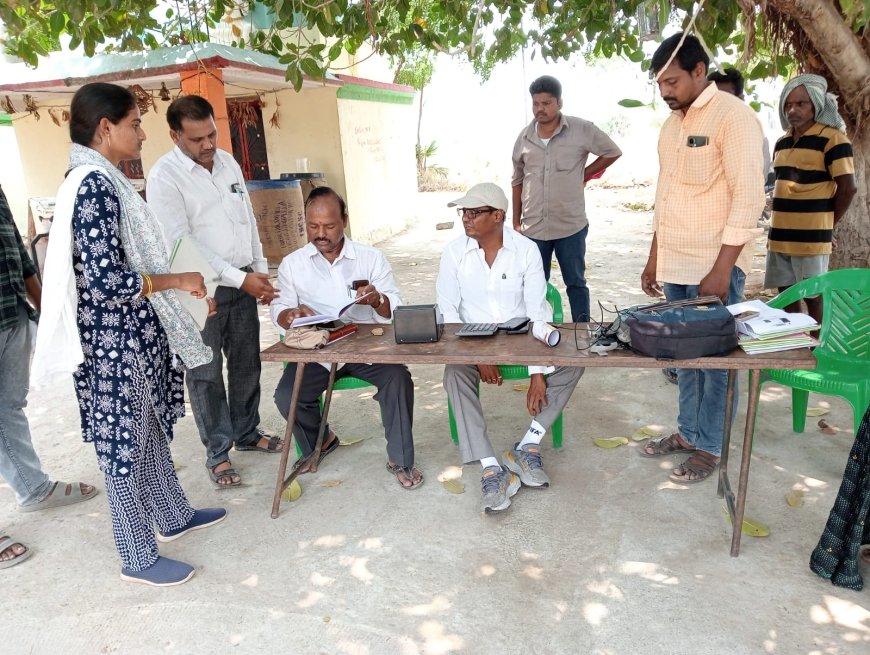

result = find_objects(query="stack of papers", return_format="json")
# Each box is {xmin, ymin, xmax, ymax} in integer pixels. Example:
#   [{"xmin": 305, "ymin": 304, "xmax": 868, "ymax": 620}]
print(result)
[{"xmin": 727, "ymin": 300, "xmax": 819, "ymax": 354}]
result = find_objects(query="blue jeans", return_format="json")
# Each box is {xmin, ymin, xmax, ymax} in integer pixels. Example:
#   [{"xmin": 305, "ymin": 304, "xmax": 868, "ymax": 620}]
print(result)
[
  {"xmin": 530, "ymin": 226, "xmax": 589, "ymax": 322},
  {"xmin": 0, "ymin": 304, "xmax": 51, "ymax": 506},
  {"xmin": 663, "ymin": 267, "xmax": 746, "ymax": 457}
]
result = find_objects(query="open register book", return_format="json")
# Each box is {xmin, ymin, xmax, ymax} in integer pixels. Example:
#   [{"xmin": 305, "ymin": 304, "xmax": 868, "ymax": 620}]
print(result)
[{"xmin": 289, "ymin": 290, "xmax": 378, "ymax": 328}]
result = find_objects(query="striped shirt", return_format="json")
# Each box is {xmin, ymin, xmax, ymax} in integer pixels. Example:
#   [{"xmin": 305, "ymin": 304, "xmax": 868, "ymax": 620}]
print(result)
[
  {"xmin": 768, "ymin": 122, "xmax": 855, "ymax": 255},
  {"xmin": 653, "ymin": 83, "xmax": 765, "ymax": 284},
  {"xmin": 0, "ymin": 185, "xmax": 39, "ymax": 332}
]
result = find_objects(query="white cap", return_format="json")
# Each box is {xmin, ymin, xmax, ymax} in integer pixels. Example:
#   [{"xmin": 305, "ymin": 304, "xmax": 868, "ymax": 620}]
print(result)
[{"xmin": 447, "ymin": 183, "xmax": 508, "ymax": 212}]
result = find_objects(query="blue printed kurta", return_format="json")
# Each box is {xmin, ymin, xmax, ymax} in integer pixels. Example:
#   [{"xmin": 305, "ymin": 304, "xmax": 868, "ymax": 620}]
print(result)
[{"xmin": 71, "ymin": 171, "xmax": 185, "ymax": 477}]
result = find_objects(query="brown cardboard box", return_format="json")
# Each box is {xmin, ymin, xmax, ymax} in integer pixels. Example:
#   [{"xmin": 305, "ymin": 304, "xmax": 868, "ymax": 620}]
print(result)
[{"xmin": 246, "ymin": 180, "xmax": 306, "ymax": 265}]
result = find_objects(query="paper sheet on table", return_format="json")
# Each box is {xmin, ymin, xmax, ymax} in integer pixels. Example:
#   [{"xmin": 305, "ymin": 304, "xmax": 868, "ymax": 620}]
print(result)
[{"xmin": 168, "ymin": 237, "xmax": 219, "ymax": 329}]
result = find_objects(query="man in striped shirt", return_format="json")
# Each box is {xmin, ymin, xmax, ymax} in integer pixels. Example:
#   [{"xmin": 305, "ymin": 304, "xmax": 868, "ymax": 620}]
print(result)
[{"xmin": 765, "ymin": 74, "xmax": 857, "ymax": 323}]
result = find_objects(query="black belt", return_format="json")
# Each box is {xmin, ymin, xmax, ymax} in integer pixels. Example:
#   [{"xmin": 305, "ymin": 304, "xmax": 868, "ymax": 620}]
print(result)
[{"xmin": 240, "ymin": 265, "xmax": 253, "ymax": 273}]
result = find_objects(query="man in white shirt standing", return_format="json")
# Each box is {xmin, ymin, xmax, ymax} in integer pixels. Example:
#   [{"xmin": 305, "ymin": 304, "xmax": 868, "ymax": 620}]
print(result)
[
  {"xmin": 271, "ymin": 187, "xmax": 422, "ymax": 489},
  {"xmin": 147, "ymin": 95, "xmax": 282, "ymax": 489},
  {"xmin": 437, "ymin": 183, "xmax": 583, "ymax": 513}
]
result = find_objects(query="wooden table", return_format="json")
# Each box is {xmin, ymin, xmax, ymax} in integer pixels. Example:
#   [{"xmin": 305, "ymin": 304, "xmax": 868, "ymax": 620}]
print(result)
[{"xmin": 261, "ymin": 324, "xmax": 816, "ymax": 556}]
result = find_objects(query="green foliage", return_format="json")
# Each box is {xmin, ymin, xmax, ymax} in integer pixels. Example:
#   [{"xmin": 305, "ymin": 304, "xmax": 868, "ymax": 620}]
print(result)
[
  {"xmin": 393, "ymin": 46, "xmax": 434, "ymax": 90},
  {"xmin": 0, "ymin": 1, "xmax": 864, "ymax": 94}
]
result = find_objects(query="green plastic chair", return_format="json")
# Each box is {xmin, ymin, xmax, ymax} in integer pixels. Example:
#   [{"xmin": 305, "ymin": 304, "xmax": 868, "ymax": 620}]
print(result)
[
  {"xmin": 761, "ymin": 268, "xmax": 870, "ymax": 433},
  {"xmin": 447, "ymin": 283, "xmax": 565, "ymax": 448}
]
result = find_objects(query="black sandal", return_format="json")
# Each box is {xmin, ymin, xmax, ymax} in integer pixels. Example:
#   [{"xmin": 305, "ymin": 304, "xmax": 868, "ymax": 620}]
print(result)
[
  {"xmin": 208, "ymin": 464, "xmax": 242, "ymax": 488},
  {"xmin": 293, "ymin": 436, "xmax": 339, "ymax": 472}
]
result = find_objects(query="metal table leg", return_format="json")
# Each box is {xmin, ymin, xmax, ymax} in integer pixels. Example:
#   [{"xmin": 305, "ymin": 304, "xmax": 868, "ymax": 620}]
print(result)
[
  {"xmin": 270, "ymin": 363, "xmax": 338, "ymax": 518},
  {"xmin": 718, "ymin": 369, "xmax": 738, "ymax": 498},
  {"xmin": 718, "ymin": 368, "xmax": 762, "ymax": 556}
]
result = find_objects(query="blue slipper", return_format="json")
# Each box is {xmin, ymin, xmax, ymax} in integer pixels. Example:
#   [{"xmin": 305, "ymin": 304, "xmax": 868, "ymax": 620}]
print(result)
[
  {"xmin": 120, "ymin": 556, "xmax": 195, "ymax": 587},
  {"xmin": 157, "ymin": 508, "xmax": 227, "ymax": 543}
]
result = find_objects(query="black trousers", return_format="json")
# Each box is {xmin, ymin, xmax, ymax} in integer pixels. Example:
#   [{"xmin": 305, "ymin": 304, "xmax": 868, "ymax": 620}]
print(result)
[{"xmin": 274, "ymin": 363, "xmax": 415, "ymax": 468}]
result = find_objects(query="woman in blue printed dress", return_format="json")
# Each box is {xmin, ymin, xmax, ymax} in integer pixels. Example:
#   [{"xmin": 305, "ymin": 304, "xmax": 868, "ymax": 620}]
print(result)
[{"xmin": 49, "ymin": 83, "xmax": 226, "ymax": 586}]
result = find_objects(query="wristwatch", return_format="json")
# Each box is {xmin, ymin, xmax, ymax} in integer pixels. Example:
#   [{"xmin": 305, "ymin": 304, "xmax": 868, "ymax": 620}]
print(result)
[{"xmin": 373, "ymin": 292, "xmax": 385, "ymax": 309}]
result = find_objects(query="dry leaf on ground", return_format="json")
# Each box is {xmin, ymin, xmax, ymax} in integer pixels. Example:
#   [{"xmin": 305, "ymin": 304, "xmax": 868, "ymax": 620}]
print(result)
[
  {"xmin": 442, "ymin": 479, "xmax": 465, "ymax": 494},
  {"xmin": 281, "ymin": 479, "xmax": 302, "ymax": 502},
  {"xmin": 818, "ymin": 419, "xmax": 837, "ymax": 435},
  {"xmin": 785, "ymin": 489, "xmax": 805, "ymax": 507},
  {"xmin": 339, "ymin": 436, "xmax": 366, "ymax": 446},
  {"xmin": 593, "ymin": 436, "xmax": 629, "ymax": 448},
  {"xmin": 723, "ymin": 505, "xmax": 770, "ymax": 537},
  {"xmin": 320, "ymin": 480, "xmax": 342, "ymax": 487},
  {"xmin": 513, "ymin": 383, "xmax": 530, "ymax": 391},
  {"xmin": 371, "ymin": 328, "xmax": 384, "ymax": 336},
  {"xmin": 806, "ymin": 407, "xmax": 829, "ymax": 417},
  {"xmin": 631, "ymin": 426, "xmax": 662, "ymax": 441}
]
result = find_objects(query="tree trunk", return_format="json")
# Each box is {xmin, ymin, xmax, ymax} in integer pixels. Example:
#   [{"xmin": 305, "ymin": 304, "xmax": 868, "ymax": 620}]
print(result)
[
  {"xmin": 832, "ymin": 131, "xmax": 870, "ymax": 268},
  {"xmin": 416, "ymin": 82, "xmax": 425, "ymax": 149}
]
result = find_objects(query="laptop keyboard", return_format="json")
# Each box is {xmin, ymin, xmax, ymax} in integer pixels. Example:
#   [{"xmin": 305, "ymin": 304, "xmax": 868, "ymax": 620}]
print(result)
[{"xmin": 455, "ymin": 322, "xmax": 499, "ymax": 337}]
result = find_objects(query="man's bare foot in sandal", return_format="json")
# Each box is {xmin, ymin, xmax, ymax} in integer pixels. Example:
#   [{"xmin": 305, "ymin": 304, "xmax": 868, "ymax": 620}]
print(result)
[
  {"xmin": 386, "ymin": 462, "xmax": 424, "ymax": 490},
  {"xmin": 0, "ymin": 536, "xmax": 32, "ymax": 569},
  {"xmin": 295, "ymin": 431, "xmax": 339, "ymax": 475},
  {"xmin": 209, "ymin": 461, "xmax": 242, "ymax": 488},
  {"xmin": 669, "ymin": 450, "xmax": 719, "ymax": 484}
]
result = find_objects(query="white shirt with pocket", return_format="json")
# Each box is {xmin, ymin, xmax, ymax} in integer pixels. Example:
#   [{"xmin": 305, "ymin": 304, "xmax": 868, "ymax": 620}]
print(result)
[
  {"xmin": 436, "ymin": 225, "xmax": 554, "ymax": 374},
  {"xmin": 147, "ymin": 147, "xmax": 267, "ymax": 289},
  {"xmin": 270, "ymin": 238, "xmax": 401, "ymax": 334}
]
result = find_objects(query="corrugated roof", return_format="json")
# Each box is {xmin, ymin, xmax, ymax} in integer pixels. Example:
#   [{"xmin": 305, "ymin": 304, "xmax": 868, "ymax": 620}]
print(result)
[{"xmin": 0, "ymin": 42, "xmax": 340, "ymax": 99}]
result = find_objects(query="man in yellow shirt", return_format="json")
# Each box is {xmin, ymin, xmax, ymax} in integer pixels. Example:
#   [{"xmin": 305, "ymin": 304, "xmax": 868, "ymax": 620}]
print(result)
[{"xmin": 638, "ymin": 34, "xmax": 765, "ymax": 484}]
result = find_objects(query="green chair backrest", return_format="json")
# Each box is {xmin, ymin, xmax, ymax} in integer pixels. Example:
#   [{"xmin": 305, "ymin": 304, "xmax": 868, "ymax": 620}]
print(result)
[
  {"xmin": 768, "ymin": 268, "xmax": 870, "ymax": 362},
  {"xmin": 546, "ymin": 283, "xmax": 564, "ymax": 323}
]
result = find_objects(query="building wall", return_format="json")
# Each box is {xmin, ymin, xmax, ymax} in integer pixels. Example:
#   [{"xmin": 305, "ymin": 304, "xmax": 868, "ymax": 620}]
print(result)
[
  {"xmin": 336, "ymin": 96, "xmax": 417, "ymax": 244},
  {"xmin": 260, "ymin": 86, "xmax": 347, "ymax": 203},
  {"xmin": 5, "ymin": 81, "xmax": 414, "ymax": 248},
  {"xmin": 8, "ymin": 105, "xmax": 177, "ymax": 229},
  {"xmin": 0, "ymin": 121, "xmax": 30, "ymax": 232}
]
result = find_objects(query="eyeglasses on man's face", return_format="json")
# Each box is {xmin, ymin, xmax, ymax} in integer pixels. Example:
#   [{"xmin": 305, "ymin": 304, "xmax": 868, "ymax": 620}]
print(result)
[{"xmin": 457, "ymin": 207, "xmax": 496, "ymax": 219}]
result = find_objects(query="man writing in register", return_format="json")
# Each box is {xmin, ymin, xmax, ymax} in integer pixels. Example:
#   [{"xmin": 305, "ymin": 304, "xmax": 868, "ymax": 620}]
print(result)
[
  {"xmin": 437, "ymin": 183, "xmax": 583, "ymax": 513},
  {"xmin": 271, "ymin": 187, "xmax": 423, "ymax": 489}
]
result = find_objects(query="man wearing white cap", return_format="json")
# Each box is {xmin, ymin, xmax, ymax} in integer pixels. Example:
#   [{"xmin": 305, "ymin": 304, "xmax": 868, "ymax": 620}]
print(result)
[{"xmin": 436, "ymin": 182, "xmax": 583, "ymax": 513}]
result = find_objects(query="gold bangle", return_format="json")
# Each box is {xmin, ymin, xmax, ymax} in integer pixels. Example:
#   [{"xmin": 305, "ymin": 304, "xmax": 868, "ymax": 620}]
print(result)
[{"xmin": 141, "ymin": 273, "xmax": 152, "ymax": 297}]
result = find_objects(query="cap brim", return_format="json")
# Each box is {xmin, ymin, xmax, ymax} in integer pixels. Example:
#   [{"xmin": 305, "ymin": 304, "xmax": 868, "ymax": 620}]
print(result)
[{"xmin": 447, "ymin": 193, "xmax": 489, "ymax": 208}]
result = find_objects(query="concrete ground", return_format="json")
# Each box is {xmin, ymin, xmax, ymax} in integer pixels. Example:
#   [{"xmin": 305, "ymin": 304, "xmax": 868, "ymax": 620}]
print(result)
[{"xmin": 3, "ymin": 187, "xmax": 868, "ymax": 655}]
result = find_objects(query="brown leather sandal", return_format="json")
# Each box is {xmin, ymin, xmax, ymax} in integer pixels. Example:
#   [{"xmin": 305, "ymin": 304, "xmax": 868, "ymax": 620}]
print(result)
[
  {"xmin": 669, "ymin": 450, "xmax": 720, "ymax": 484},
  {"xmin": 639, "ymin": 433, "xmax": 696, "ymax": 458},
  {"xmin": 386, "ymin": 462, "xmax": 424, "ymax": 490}
]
